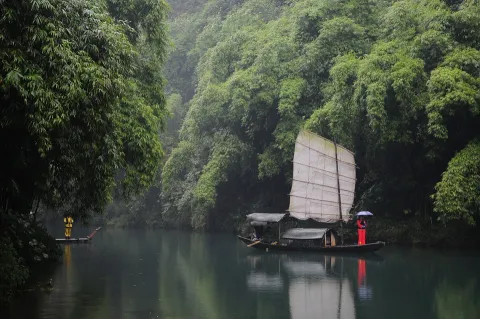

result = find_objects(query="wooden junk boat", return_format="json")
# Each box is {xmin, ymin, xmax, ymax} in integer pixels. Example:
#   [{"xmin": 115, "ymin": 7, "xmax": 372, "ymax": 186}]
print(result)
[{"xmin": 238, "ymin": 130, "xmax": 384, "ymax": 253}]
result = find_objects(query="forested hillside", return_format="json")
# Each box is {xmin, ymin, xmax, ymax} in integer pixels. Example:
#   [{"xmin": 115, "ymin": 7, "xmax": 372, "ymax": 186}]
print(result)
[{"xmin": 153, "ymin": 0, "xmax": 480, "ymax": 232}]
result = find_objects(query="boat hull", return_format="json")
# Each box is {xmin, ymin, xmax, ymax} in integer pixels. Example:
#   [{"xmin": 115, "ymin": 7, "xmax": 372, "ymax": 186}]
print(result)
[{"xmin": 238, "ymin": 236, "xmax": 384, "ymax": 253}]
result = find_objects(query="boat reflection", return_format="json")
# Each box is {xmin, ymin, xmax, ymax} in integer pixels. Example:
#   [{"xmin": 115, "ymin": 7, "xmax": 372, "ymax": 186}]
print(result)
[
  {"xmin": 289, "ymin": 278, "xmax": 354, "ymax": 319},
  {"xmin": 287, "ymin": 256, "xmax": 354, "ymax": 319},
  {"xmin": 245, "ymin": 254, "xmax": 380, "ymax": 319}
]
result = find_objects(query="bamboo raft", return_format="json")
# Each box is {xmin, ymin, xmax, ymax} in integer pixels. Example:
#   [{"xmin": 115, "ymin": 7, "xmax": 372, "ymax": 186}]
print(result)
[{"xmin": 55, "ymin": 227, "xmax": 101, "ymax": 243}]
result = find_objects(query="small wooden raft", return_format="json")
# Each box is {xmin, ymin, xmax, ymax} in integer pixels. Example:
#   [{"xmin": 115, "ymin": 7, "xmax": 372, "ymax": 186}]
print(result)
[{"xmin": 55, "ymin": 227, "xmax": 101, "ymax": 243}]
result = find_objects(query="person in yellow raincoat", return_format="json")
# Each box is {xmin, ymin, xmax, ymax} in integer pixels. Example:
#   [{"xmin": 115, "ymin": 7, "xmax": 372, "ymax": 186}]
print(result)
[{"xmin": 64, "ymin": 215, "xmax": 74, "ymax": 239}]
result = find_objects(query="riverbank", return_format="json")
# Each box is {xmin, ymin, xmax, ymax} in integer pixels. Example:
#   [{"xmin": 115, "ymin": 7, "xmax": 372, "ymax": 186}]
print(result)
[
  {"xmin": 95, "ymin": 214, "xmax": 480, "ymax": 250},
  {"xmin": 0, "ymin": 211, "xmax": 62, "ymax": 305},
  {"xmin": 343, "ymin": 218, "xmax": 480, "ymax": 249}
]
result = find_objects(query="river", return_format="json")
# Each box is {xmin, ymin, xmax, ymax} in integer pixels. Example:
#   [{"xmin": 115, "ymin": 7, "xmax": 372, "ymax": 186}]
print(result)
[{"xmin": 4, "ymin": 228, "xmax": 480, "ymax": 319}]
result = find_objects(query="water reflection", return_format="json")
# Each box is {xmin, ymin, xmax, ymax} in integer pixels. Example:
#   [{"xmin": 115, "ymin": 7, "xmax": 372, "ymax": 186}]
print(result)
[
  {"xmin": 3, "ymin": 230, "xmax": 480, "ymax": 319},
  {"xmin": 357, "ymin": 259, "xmax": 372, "ymax": 301},
  {"xmin": 435, "ymin": 280, "xmax": 480, "ymax": 319},
  {"xmin": 245, "ymin": 254, "xmax": 357, "ymax": 319},
  {"xmin": 247, "ymin": 272, "xmax": 284, "ymax": 292},
  {"xmin": 283, "ymin": 260, "xmax": 326, "ymax": 277}
]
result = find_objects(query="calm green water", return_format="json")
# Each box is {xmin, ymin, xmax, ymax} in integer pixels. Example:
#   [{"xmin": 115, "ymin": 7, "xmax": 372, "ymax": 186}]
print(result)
[{"xmin": 4, "ymin": 229, "xmax": 480, "ymax": 319}]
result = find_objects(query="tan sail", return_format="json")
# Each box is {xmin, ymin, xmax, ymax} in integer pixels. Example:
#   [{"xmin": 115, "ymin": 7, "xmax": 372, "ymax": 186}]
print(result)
[{"xmin": 288, "ymin": 130, "xmax": 356, "ymax": 223}]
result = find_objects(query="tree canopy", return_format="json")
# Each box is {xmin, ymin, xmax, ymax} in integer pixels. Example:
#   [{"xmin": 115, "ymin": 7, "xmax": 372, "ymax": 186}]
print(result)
[
  {"xmin": 160, "ymin": 0, "xmax": 480, "ymax": 229},
  {"xmin": 0, "ymin": 0, "xmax": 169, "ymax": 302},
  {"xmin": 0, "ymin": 0, "xmax": 168, "ymax": 219}
]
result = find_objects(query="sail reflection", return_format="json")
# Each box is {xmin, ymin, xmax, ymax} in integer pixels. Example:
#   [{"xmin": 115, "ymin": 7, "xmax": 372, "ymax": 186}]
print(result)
[
  {"xmin": 289, "ymin": 278, "xmax": 355, "ymax": 319},
  {"xmin": 245, "ymin": 254, "xmax": 358, "ymax": 319},
  {"xmin": 287, "ymin": 256, "xmax": 355, "ymax": 319},
  {"xmin": 247, "ymin": 272, "xmax": 284, "ymax": 292},
  {"xmin": 283, "ymin": 260, "xmax": 326, "ymax": 277}
]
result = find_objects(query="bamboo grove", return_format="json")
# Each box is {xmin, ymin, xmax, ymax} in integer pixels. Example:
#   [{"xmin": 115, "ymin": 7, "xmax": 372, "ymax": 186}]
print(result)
[
  {"xmin": 0, "ymin": 0, "xmax": 169, "ymax": 302},
  {"xmin": 160, "ymin": 0, "xmax": 480, "ymax": 230}
]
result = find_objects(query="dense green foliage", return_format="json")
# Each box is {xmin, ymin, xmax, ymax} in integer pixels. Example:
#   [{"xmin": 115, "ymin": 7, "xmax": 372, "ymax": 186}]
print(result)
[
  {"xmin": 156, "ymin": 0, "xmax": 480, "ymax": 230},
  {"xmin": 433, "ymin": 140, "xmax": 480, "ymax": 225},
  {"xmin": 0, "ymin": 0, "xmax": 168, "ymax": 302},
  {"xmin": 100, "ymin": 93, "xmax": 188, "ymax": 227}
]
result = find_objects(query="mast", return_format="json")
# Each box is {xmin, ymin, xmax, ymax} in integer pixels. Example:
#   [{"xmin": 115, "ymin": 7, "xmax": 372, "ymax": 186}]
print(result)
[
  {"xmin": 334, "ymin": 142, "xmax": 344, "ymax": 245},
  {"xmin": 336, "ymin": 256, "xmax": 344, "ymax": 319},
  {"xmin": 334, "ymin": 142, "xmax": 343, "ymax": 221}
]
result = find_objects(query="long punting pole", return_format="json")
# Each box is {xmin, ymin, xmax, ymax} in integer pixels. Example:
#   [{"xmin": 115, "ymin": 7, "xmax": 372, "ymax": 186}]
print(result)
[
  {"xmin": 278, "ymin": 223, "xmax": 281, "ymax": 242},
  {"xmin": 334, "ymin": 142, "xmax": 344, "ymax": 245}
]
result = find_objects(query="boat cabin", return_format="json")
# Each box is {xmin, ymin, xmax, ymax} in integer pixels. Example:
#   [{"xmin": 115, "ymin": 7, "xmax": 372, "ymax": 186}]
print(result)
[
  {"xmin": 282, "ymin": 228, "xmax": 338, "ymax": 247},
  {"xmin": 246, "ymin": 213, "xmax": 338, "ymax": 247},
  {"xmin": 246, "ymin": 213, "xmax": 288, "ymax": 241}
]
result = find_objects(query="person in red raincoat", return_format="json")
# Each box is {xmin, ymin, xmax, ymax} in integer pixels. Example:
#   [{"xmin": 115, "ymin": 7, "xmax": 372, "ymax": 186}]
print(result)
[{"xmin": 357, "ymin": 216, "xmax": 367, "ymax": 245}]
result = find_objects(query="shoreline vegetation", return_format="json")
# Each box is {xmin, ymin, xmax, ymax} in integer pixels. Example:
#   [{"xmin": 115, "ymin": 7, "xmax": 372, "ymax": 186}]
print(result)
[
  {"xmin": 346, "ymin": 218, "xmax": 480, "ymax": 249},
  {"xmin": 95, "ymin": 216, "xmax": 480, "ymax": 250}
]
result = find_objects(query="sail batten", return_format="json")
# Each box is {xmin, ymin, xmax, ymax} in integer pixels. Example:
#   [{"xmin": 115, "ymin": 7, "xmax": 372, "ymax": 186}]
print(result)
[
  {"xmin": 294, "ymin": 142, "xmax": 356, "ymax": 166},
  {"xmin": 290, "ymin": 179, "xmax": 356, "ymax": 194},
  {"xmin": 292, "ymin": 162, "xmax": 357, "ymax": 181},
  {"xmin": 288, "ymin": 130, "xmax": 356, "ymax": 223}
]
